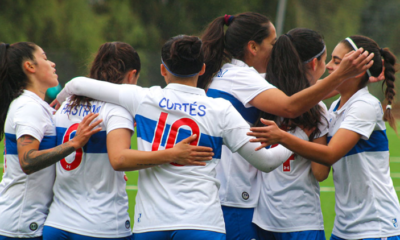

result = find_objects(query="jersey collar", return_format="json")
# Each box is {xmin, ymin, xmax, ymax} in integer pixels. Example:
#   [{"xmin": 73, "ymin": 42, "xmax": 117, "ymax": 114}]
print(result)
[
  {"xmin": 22, "ymin": 89, "xmax": 55, "ymax": 114},
  {"xmin": 165, "ymin": 83, "xmax": 206, "ymax": 96},
  {"xmin": 333, "ymin": 86, "xmax": 369, "ymax": 114}
]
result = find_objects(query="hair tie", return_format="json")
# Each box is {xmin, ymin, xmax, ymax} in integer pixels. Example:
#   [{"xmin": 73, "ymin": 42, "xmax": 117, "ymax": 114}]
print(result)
[
  {"xmin": 224, "ymin": 14, "xmax": 234, "ymax": 26},
  {"xmin": 284, "ymin": 33, "xmax": 293, "ymax": 42},
  {"xmin": 380, "ymin": 48, "xmax": 385, "ymax": 55},
  {"xmin": 386, "ymin": 104, "xmax": 392, "ymax": 110}
]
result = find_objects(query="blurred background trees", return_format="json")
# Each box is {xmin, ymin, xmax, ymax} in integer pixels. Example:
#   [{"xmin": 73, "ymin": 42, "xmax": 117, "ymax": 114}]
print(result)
[{"xmin": 1, "ymin": 0, "xmax": 399, "ymax": 104}]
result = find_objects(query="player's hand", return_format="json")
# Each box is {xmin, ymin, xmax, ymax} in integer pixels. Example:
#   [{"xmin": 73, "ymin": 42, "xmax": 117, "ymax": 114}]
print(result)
[
  {"xmin": 335, "ymin": 48, "xmax": 374, "ymax": 81},
  {"xmin": 50, "ymin": 99, "xmax": 61, "ymax": 110},
  {"xmin": 170, "ymin": 134, "xmax": 214, "ymax": 166},
  {"xmin": 70, "ymin": 113, "xmax": 103, "ymax": 149},
  {"xmin": 247, "ymin": 119, "xmax": 285, "ymax": 151}
]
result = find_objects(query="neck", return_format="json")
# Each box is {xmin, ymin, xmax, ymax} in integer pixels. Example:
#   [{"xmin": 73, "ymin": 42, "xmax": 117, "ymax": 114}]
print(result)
[
  {"xmin": 25, "ymin": 85, "xmax": 46, "ymax": 100},
  {"xmin": 167, "ymin": 76, "xmax": 198, "ymax": 87},
  {"xmin": 336, "ymin": 78, "xmax": 362, "ymax": 110}
]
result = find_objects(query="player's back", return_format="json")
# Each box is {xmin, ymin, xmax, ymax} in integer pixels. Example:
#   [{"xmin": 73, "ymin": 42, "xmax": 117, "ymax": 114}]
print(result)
[{"xmin": 45, "ymin": 100, "xmax": 133, "ymax": 238}]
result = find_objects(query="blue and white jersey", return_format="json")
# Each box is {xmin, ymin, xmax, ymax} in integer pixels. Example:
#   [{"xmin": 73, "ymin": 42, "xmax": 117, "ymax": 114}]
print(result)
[
  {"xmin": 114, "ymin": 83, "xmax": 251, "ymax": 234},
  {"xmin": 329, "ymin": 87, "xmax": 400, "ymax": 239},
  {"xmin": 207, "ymin": 59, "xmax": 276, "ymax": 208},
  {"xmin": 253, "ymin": 102, "xmax": 328, "ymax": 232},
  {"xmin": 0, "ymin": 90, "xmax": 56, "ymax": 238},
  {"xmin": 45, "ymin": 100, "xmax": 134, "ymax": 238}
]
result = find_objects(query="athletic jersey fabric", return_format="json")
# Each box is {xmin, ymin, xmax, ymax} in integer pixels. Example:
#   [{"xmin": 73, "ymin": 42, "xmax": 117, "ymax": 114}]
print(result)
[
  {"xmin": 329, "ymin": 87, "xmax": 400, "ymax": 239},
  {"xmin": 0, "ymin": 90, "xmax": 56, "ymax": 238},
  {"xmin": 44, "ymin": 100, "xmax": 134, "ymax": 238},
  {"xmin": 207, "ymin": 59, "xmax": 276, "ymax": 208},
  {"xmin": 253, "ymin": 102, "xmax": 328, "ymax": 232}
]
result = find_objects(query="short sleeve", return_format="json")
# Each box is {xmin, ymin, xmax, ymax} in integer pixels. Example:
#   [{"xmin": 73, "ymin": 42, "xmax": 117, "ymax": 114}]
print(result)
[
  {"xmin": 14, "ymin": 102, "xmax": 46, "ymax": 141},
  {"xmin": 118, "ymin": 84, "xmax": 150, "ymax": 117},
  {"xmin": 231, "ymin": 70, "xmax": 276, "ymax": 108},
  {"xmin": 104, "ymin": 104, "xmax": 135, "ymax": 134},
  {"xmin": 316, "ymin": 101, "xmax": 329, "ymax": 138},
  {"xmin": 340, "ymin": 101, "xmax": 377, "ymax": 140},
  {"xmin": 221, "ymin": 102, "xmax": 252, "ymax": 152}
]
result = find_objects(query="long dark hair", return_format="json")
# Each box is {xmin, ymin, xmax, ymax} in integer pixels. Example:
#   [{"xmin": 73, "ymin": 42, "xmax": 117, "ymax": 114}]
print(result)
[
  {"xmin": 161, "ymin": 35, "xmax": 204, "ymax": 76},
  {"xmin": 258, "ymin": 28, "xmax": 327, "ymax": 141},
  {"xmin": 341, "ymin": 35, "xmax": 399, "ymax": 132},
  {"xmin": 198, "ymin": 12, "xmax": 271, "ymax": 89},
  {"xmin": 67, "ymin": 42, "xmax": 141, "ymax": 111},
  {"xmin": 0, "ymin": 42, "xmax": 38, "ymax": 140}
]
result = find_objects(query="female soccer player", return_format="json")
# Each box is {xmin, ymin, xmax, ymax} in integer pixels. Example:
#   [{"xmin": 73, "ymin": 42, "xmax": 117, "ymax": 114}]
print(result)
[
  {"xmin": 200, "ymin": 12, "xmax": 374, "ymax": 239},
  {"xmin": 0, "ymin": 42, "xmax": 101, "ymax": 240},
  {"xmin": 249, "ymin": 35, "xmax": 400, "ymax": 240},
  {"xmin": 43, "ymin": 42, "xmax": 214, "ymax": 240},
  {"xmin": 54, "ymin": 35, "xmax": 310, "ymax": 240},
  {"xmin": 253, "ymin": 28, "xmax": 330, "ymax": 240}
]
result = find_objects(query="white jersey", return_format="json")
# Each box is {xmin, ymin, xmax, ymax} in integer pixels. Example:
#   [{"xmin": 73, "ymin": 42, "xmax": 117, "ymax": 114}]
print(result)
[
  {"xmin": 207, "ymin": 59, "xmax": 276, "ymax": 208},
  {"xmin": 253, "ymin": 102, "xmax": 328, "ymax": 232},
  {"xmin": 0, "ymin": 90, "xmax": 56, "ymax": 238},
  {"xmin": 107, "ymin": 83, "xmax": 252, "ymax": 233},
  {"xmin": 329, "ymin": 87, "xmax": 400, "ymax": 239},
  {"xmin": 44, "ymin": 100, "xmax": 134, "ymax": 238}
]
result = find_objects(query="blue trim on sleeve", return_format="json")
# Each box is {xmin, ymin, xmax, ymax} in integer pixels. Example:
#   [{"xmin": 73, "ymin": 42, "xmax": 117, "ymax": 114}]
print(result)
[
  {"xmin": 327, "ymin": 130, "xmax": 388, "ymax": 157},
  {"xmin": 135, "ymin": 114, "xmax": 223, "ymax": 159},
  {"xmin": 206, "ymin": 88, "xmax": 259, "ymax": 124},
  {"xmin": 5, "ymin": 133, "xmax": 56, "ymax": 155}
]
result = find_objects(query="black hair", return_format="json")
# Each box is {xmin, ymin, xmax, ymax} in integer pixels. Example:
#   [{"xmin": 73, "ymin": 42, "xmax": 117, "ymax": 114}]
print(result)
[
  {"xmin": 257, "ymin": 28, "xmax": 327, "ymax": 141},
  {"xmin": 0, "ymin": 42, "xmax": 38, "ymax": 140},
  {"xmin": 198, "ymin": 12, "xmax": 271, "ymax": 89},
  {"xmin": 68, "ymin": 42, "xmax": 141, "ymax": 112},
  {"xmin": 161, "ymin": 35, "xmax": 203, "ymax": 77},
  {"xmin": 341, "ymin": 35, "xmax": 399, "ymax": 132}
]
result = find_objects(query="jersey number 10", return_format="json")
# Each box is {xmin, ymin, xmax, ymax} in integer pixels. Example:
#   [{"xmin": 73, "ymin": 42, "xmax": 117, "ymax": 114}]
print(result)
[{"xmin": 152, "ymin": 112, "xmax": 200, "ymax": 166}]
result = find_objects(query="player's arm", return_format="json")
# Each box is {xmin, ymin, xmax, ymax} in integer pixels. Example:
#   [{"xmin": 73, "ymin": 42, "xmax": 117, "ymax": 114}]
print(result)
[
  {"xmin": 249, "ymin": 49, "xmax": 374, "ymax": 118},
  {"xmin": 248, "ymin": 119, "xmax": 361, "ymax": 166},
  {"xmin": 18, "ymin": 113, "xmax": 102, "ymax": 175},
  {"xmin": 107, "ymin": 129, "xmax": 214, "ymax": 171},
  {"xmin": 310, "ymin": 135, "xmax": 330, "ymax": 181}
]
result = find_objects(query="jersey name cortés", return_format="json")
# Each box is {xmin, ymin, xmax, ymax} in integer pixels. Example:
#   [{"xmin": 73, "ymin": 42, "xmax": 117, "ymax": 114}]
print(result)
[
  {"xmin": 44, "ymin": 100, "xmax": 134, "ymax": 238},
  {"xmin": 115, "ymin": 83, "xmax": 251, "ymax": 234},
  {"xmin": 0, "ymin": 90, "xmax": 56, "ymax": 238},
  {"xmin": 253, "ymin": 102, "xmax": 328, "ymax": 232},
  {"xmin": 329, "ymin": 87, "xmax": 400, "ymax": 239},
  {"xmin": 207, "ymin": 59, "xmax": 276, "ymax": 208}
]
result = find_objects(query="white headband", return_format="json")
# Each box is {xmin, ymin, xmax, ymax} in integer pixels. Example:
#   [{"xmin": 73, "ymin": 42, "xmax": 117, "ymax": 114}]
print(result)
[
  {"xmin": 304, "ymin": 45, "xmax": 326, "ymax": 63},
  {"xmin": 345, "ymin": 37, "xmax": 372, "ymax": 77}
]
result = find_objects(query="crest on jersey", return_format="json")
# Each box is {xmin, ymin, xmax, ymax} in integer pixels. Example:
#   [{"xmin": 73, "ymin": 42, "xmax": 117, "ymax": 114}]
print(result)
[
  {"xmin": 242, "ymin": 192, "xmax": 249, "ymax": 200},
  {"xmin": 393, "ymin": 218, "xmax": 398, "ymax": 228},
  {"xmin": 125, "ymin": 220, "xmax": 130, "ymax": 229},
  {"xmin": 29, "ymin": 222, "xmax": 38, "ymax": 231}
]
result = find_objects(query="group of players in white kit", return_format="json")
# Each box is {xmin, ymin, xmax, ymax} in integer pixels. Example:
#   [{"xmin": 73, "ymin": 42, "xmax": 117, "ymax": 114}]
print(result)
[{"xmin": 1, "ymin": 11, "xmax": 400, "ymax": 240}]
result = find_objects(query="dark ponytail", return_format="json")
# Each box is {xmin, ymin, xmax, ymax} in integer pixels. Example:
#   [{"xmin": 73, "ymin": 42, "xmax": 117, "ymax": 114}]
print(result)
[
  {"xmin": 258, "ymin": 28, "xmax": 327, "ymax": 140},
  {"xmin": 198, "ymin": 12, "xmax": 271, "ymax": 89},
  {"xmin": 161, "ymin": 35, "xmax": 204, "ymax": 76},
  {"xmin": 68, "ymin": 42, "xmax": 141, "ymax": 112},
  {"xmin": 0, "ymin": 42, "xmax": 37, "ymax": 141},
  {"xmin": 341, "ymin": 36, "xmax": 399, "ymax": 132}
]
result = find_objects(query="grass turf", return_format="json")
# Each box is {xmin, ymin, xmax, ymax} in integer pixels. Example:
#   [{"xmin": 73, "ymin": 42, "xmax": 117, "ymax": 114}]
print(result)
[{"xmin": 1, "ymin": 123, "xmax": 399, "ymax": 239}]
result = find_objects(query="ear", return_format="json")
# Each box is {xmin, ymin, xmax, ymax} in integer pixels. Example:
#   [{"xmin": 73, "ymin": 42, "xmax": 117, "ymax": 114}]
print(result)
[
  {"xmin": 198, "ymin": 64, "xmax": 206, "ymax": 76},
  {"xmin": 307, "ymin": 58, "xmax": 318, "ymax": 72},
  {"xmin": 160, "ymin": 64, "xmax": 168, "ymax": 77},
  {"xmin": 127, "ymin": 69, "xmax": 138, "ymax": 84},
  {"xmin": 247, "ymin": 40, "xmax": 258, "ymax": 57},
  {"xmin": 23, "ymin": 60, "xmax": 36, "ymax": 73}
]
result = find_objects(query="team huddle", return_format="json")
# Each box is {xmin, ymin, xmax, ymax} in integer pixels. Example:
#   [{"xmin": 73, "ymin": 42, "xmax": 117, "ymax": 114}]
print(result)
[{"xmin": 0, "ymin": 11, "xmax": 399, "ymax": 240}]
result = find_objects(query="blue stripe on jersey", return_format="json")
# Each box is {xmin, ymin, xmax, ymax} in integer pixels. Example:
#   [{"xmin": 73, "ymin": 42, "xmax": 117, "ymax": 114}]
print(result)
[
  {"xmin": 4, "ymin": 133, "xmax": 57, "ymax": 155},
  {"xmin": 135, "ymin": 114, "xmax": 223, "ymax": 159},
  {"xmin": 207, "ymin": 88, "xmax": 259, "ymax": 124},
  {"xmin": 56, "ymin": 127, "xmax": 107, "ymax": 153},
  {"xmin": 327, "ymin": 130, "xmax": 388, "ymax": 157}
]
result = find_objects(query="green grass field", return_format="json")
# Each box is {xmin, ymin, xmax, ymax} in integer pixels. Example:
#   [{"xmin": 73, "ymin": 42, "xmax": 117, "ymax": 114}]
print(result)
[{"xmin": 1, "ymin": 124, "xmax": 399, "ymax": 239}]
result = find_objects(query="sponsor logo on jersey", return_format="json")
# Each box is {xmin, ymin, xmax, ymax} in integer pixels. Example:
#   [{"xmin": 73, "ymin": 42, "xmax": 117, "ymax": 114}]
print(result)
[
  {"xmin": 393, "ymin": 218, "xmax": 398, "ymax": 228},
  {"xmin": 137, "ymin": 213, "xmax": 142, "ymax": 223},
  {"xmin": 242, "ymin": 191, "xmax": 249, "ymax": 200},
  {"xmin": 217, "ymin": 69, "xmax": 228, "ymax": 77},
  {"xmin": 29, "ymin": 222, "xmax": 38, "ymax": 231},
  {"xmin": 125, "ymin": 220, "xmax": 130, "ymax": 229}
]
